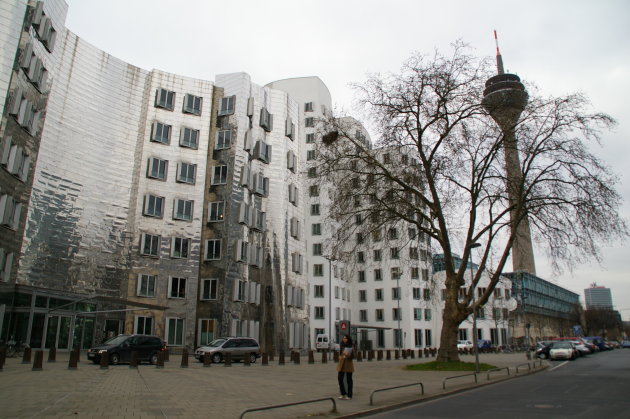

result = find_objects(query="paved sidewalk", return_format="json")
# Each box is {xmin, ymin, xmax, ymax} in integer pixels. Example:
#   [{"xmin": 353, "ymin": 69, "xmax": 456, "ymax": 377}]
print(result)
[{"xmin": 0, "ymin": 351, "xmax": 545, "ymax": 418}]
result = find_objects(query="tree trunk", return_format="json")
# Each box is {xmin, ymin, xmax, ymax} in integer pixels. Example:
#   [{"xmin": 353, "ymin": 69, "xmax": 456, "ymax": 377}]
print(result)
[{"xmin": 437, "ymin": 311, "xmax": 462, "ymax": 362}]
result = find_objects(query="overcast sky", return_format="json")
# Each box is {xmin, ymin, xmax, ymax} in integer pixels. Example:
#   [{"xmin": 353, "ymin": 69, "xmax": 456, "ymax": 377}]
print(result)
[{"xmin": 64, "ymin": 0, "xmax": 630, "ymax": 320}]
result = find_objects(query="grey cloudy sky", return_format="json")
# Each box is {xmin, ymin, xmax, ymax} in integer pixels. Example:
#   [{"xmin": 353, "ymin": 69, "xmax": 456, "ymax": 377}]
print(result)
[{"xmin": 64, "ymin": 0, "xmax": 630, "ymax": 319}]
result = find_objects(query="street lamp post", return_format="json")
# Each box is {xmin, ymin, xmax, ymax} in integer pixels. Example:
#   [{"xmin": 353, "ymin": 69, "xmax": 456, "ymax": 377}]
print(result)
[
  {"xmin": 469, "ymin": 242, "xmax": 482, "ymax": 373},
  {"xmin": 325, "ymin": 256, "xmax": 335, "ymax": 346}
]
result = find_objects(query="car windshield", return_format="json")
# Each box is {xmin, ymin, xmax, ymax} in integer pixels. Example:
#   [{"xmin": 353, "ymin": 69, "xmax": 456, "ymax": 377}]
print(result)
[
  {"xmin": 207, "ymin": 339, "xmax": 227, "ymax": 347},
  {"xmin": 103, "ymin": 335, "xmax": 129, "ymax": 345},
  {"xmin": 552, "ymin": 342, "xmax": 572, "ymax": 349}
]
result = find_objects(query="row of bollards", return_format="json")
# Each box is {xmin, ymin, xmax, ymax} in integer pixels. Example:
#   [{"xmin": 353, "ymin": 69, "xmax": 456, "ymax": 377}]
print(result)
[{"xmin": 1, "ymin": 347, "xmax": 439, "ymax": 372}]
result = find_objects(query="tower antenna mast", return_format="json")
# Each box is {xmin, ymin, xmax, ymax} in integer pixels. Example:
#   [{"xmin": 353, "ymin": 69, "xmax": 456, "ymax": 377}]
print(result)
[{"xmin": 494, "ymin": 30, "xmax": 505, "ymax": 75}]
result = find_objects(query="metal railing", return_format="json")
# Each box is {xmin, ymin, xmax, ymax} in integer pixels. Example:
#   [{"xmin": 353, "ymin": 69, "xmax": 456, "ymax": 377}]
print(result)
[
  {"xmin": 369, "ymin": 382, "xmax": 425, "ymax": 405},
  {"xmin": 486, "ymin": 366, "xmax": 510, "ymax": 381},
  {"xmin": 515, "ymin": 362, "xmax": 531, "ymax": 373},
  {"xmin": 239, "ymin": 397, "xmax": 336, "ymax": 419},
  {"xmin": 442, "ymin": 372, "xmax": 478, "ymax": 389}
]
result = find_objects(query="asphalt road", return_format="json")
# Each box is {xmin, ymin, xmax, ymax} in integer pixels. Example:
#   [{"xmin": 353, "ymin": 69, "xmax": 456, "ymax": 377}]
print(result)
[{"xmin": 367, "ymin": 349, "xmax": 630, "ymax": 418}]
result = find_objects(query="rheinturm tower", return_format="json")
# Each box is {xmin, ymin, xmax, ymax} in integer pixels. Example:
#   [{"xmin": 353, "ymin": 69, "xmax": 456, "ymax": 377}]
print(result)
[{"xmin": 482, "ymin": 32, "xmax": 536, "ymax": 275}]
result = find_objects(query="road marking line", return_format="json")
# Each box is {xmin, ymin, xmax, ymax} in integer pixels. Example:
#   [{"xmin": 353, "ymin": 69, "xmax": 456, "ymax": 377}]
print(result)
[{"xmin": 549, "ymin": 361, "xmax": 568, "ymax": 371}]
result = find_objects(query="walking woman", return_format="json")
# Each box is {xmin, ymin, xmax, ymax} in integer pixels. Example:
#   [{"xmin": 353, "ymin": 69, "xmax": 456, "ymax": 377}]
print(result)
[{"xmin": 337, "ymin": 334, "xmax": 355, "ymax": 399}]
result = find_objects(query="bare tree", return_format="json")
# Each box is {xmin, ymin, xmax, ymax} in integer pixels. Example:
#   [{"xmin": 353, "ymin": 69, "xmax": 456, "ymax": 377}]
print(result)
[{"xmin": 316, "ymin": 42, "xmax": 627, "ymax": 361}]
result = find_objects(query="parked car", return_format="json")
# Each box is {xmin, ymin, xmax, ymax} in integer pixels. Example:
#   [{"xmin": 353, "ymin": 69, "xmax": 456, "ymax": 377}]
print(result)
[
  {"xmin": 457, "ymin": 340, "xmax": 473, "ymax": 350},
  {"xmin": 87, "ymin": 334, "xmax": 165, "ymax": 365},
  {"xmin": 621, "ymin": 340, "xmax": 630, "ymax": 348},
  {"xmin": 195, "ymin": 337, "xmax": 260, "ymax": 364},
  {"xmin": 549, "ymin": 341, "xmax": 576, "ymax": 360},
  {"xmin": 569, "ymin": 340, "xmax": 590, "ymax": 356},
  {"xmin": 477, "ymin": 339, "xmax": 493, "ymax": 350},
  {"xmin": 535, "ymin": 341, "xmax": 553, "ymax": 359}
]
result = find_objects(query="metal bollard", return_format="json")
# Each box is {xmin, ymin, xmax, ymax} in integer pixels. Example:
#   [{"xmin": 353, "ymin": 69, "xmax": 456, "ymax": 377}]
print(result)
[
  {"xmin": 377, "ymin": 350, "xmax": 383, "ymax": 361},
  {"xmin": 164, "ymin": 349, "xmax": 170, "ymax": 362},
  {"xmin": 395, "ymin": 350, "xmax": 400, "ymax": 359},
  {"xmin": 322, "ymin": 350, "xmax": 327, "ymax": 364},
  {"xmin": 356, "ymin": 351, "xmax": 363, "ymax": 362},
  {"xmin": 0, "ymin": 347, "xmax": 5, "ymax": 371},
  {"xmin": 224, "ymin": 352, "xmax": 232, "ymax": 367},
  {"xmin": 68, "ymin": 349, "xmax": 78, "ymax": 370},
  {"xmin": 180, "ymin": 348, "xmax": 189, "ymax": 368},
  {"xmin": 402, "ymin": 349, "xmax": 407, "ymax": 359},
  {"xmin": 308, "ymin": 350, "xmax": 315, "ymax": 364},
  {"xmin": 278, "ymin": 351, "xmax": 285, "ymax": 365},
  {"xmin": 32, "ymin": 350, "xmax": 43, "ymax": 371},
  {"xmin": 294, "ymin": 351, "xmax": 300, "ymax": 365},
  {"xmin": 48, "ymin": 346, "xmax": 56, "ymax": 363},
  {"xmin": 368, "ymin": 350, "xmax": 374, "ymax": 361},
  {"xmin": 243, "ymin": 352, "xmax": 251, "ymax": 367},
  {"xmin": 100, "ymin": 351, "xmax": 109, "ymax": 369},
  {"xmin": 333, "ymin": 351, "xmax": 339, "ymax": 362},
  {"xmin": 262, "ymin": 352, "xmax": 269, "ymax": 366},
  {"xmin": 156, "ymin": 351, "xmax": 165, "ymax": 369},
  {"xmin": 203, "ymin": 352, "xmax": 212, "ymax": 367},
  {"xmin": 386, "ymin": 350, "xmax": 391, "ymax": 360},
  {"xmin": 410, "ymin": 349, "xmax": 415, "ymax": 359},
  {"xmin": 130, "ymin": 351, "xmax": 138, "ymax": 369},
  {"xmin": 22, "ymin": 347, "xmax": 32, "ymax": 364}
]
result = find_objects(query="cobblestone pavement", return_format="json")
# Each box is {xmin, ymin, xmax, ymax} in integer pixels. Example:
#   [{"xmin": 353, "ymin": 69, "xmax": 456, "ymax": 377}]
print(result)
[{"xmin": 0, "ymin": 351, "xmax": 544, "ymax": 418}]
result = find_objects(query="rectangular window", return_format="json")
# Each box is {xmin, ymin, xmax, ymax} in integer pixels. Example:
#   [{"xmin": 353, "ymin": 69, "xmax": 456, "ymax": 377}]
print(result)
[
  {"xmin": 423, "ymin": 288, "xmax": 431, "ymax": 301},
  {"xmin": 305, "ymin": 102, "xmax": 314, "ymax": 112},
  {"xmin": 171, "ymin": 237, "xmax": 190, "ymax": 259},
  {"xmin": 155, "ymin": 88, "xmax": 175, "ymax": 110},
  {"xmin": 212, "ymin": 165, "xmax": 228, "ymax": 185},
  {"xmin": 150, "ymin": 121, "xmax": 171, "ymax": 144},
  {"xmin": 422, "ymin": 268, "xmax": 429, "ymax": 281},
  {"xmin": 310, "ymin": 204, "xmax": 320, "ymax": 216},
  {"xmin": 424, "ymin": 309, "xmax": 432, "ymax": 321},
  {"xmin": 137, "ymin": 274, "xmax": 156, "ymax": 297},
  {"xmin": 140, "ymin": 233, "xmax": 160, "ymax": 257},
  {"xmin": 314, "ymin": 306, "xmax": 325, "ymax": 319},
  {"xmin": 306, "ymin": 133, "xmax": 315, "ymax": 143},
  {"xmin": 373, "ymin": 249, "xmax": 382, "ymax": 261},
  {"xmin": 374, "ymin": 269, "xmax": 382, "ymax": 281},
  {"xmin": 390, "ymin": 247, "xmax": 400, "ymax": 259},
  {"xmin": 169, "ymin": 277, "xmax": 187, "ymax": 298},
  {"xmin": 388, "ymin": 228, "xmax": 398, "ymax": 240},
  {"xmin": 290, "ymin": 217, "xmax": 300, "ymax": 239},
  {"xmin": 291, "ymin": 252, "xmax": 303, "ymax": 273},
  {"xmin": 314, "ymin": 285, "xmax": 324, "ymax": 298},
  {"xmin": 411, "ymin": 267, "xmax": 419, "ymax": 279},
  {"xmin": 413, "ymin": 287, "xmax": 420, "ymax": 300},
  {"xmin": 306, "ymin": 150, "xmax": 316, "ymax": 161},
  {"xmin": 147, "ymin": 157, "xmax": 168, "ymax": 180},
  {"xmin": 359, "ymin": 290, "xmax": 367, "ymax": 302},
  {"xmin": 309, "ymin": 185, "xmax": 319, "ymax": 197},
  {"xmin": 355, "ymin": 214, "xmax": 363, "ymax": 225},
  {"xmin": 305, "ymin": 117, "xmax": 314, "ymax": 127},
  {"xmin": 392, "ymin": 287, "xmax": 400, "ymax": 300},
  {"xmin": 393, "ymin": 308, "xmax": 401, "ymax": 321},
  {"xmin": 287, "ymin": 150, "xmax": 296, "ymax": 172},
  {"xmin": 494, "ymin": 288, "xmax": 503, "ymax": 298},
  {"xmin": 173, "ymin": 199, "xmax": 193, "ymax": 221},
  {"xmin": 219, "ymin": 95, "xmax": 235, "ymax": 116},
  {"xmin": 207, "ymin": 201, "xmax": 225, "ymax": 222},
  {"xmin": 358, "ymin": 271, "xmax": 365, "ymax": 282},
  {"xmin": 375, "ymin": 309, "xmax": 384, "ymax": 322},
  {"xmin": 312, "ymin": 223, "xmax": 321, "ymax": 235},
  {"xmin": 285, "ymin": 118, "xmax": 294, "ymax": 139},
  {"xmin": 167, "ymin": 318, "xmax": 185, "ymax": 346},
  {"xmin": 377, "ymin": 330, "xmax": 385, "ymax": 347},
  {"xmin": 313, "ymin": 243, "xmax": 322, "ymax": 256},
  {"xmin": 414, "ymin": 308, "xmax": 422, "ymax": 320},
  {"xmin": 177, "ymin": 162, "xmax": 196, "ymax": 184},
  {"xmin": 359, "ymin": 310, "xmax": 368, "ymax": 322},
  {"xmin": 201, "ymin": 278, "xmax": 218, "ymax": 300},
  {"xmin": 259, "ymin": 107, "xmax": 273, "ymax": 132},
  {"xmin": 307, "ymin": 167, "xmax": 317, "ymax": 178},
  {"xmin": 375, "ymin": 288, "xmax": 383, "ymax": 301},
  {"xmin": 425, "ymin": 329, "xmax": 432, "ymax": 347},
  {"xmin": 391, "ymin": 267, "xmax": 401, "ymax": 280},
  {"xmin": 143, "ymin": 194, "xmax": 164, "ymax": 218},
  {"xmin": 313, "ymin": 264, "xmax": 324, "ymax": 276},
  {"xmin": 216, "ymin": 130, "xmax": 232, "ymax": 150},
  {"xmin": 183, "ymin": 93, "xmax": 202, "ymax": 115},
  {"xmin": 135, "ymin": 316, "xmax": 153, "ymax": 335},
  {"xmin": 414, "ymin": 329, "xmax": 423, "ymax": 347},
  {"xmin": 204, "ymin": 239, "xmax": 221, "ymax": 260},
  {"xmin": 357, "ymin": 252, "xmax": 365, "ymax": 263},
  {"xmin": 410, "ymin": 247, "xmax": 418, "ymax": 259},
  {"xmin": 180, "ymin": 127, "xmax": 199, "ymax": 149}
]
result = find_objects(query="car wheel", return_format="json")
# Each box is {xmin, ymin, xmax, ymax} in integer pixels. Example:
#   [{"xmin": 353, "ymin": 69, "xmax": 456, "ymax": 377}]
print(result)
[
  {"xmin": 249, "ymin": 353, "xmax": 257, "ymax": 364},
  {"xmin": 149, "ymin": 352, "xmax": 159, "ymax": 365},
  {"xmin": 110, "ymin": 353, "xmax": 120, "ymax": 365},
  {"xmin": 211, "ymin": 353, "xmax": 222, "ymax": 364},
  {"xmin": 539, "ymin": 353, "xmax": 547, "ymax": 359}
]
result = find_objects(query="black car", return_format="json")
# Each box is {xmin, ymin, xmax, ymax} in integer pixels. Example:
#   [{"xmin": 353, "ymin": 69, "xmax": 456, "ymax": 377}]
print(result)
[{"xmin": 87, "ymin": 334, "xmax": 165, "ymax": 365}]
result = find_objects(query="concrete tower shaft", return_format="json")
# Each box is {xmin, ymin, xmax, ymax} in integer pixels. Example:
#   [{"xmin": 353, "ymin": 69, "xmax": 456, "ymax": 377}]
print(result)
[{"xmin": 482, "ymin": 66, "xmax": 537, "ymax": 275}]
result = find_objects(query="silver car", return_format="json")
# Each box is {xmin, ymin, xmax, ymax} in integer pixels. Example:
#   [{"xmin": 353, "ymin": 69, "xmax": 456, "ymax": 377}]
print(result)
[{"xmin": 195, "ymin": 337, "xmax": 260, "ymax": 364}]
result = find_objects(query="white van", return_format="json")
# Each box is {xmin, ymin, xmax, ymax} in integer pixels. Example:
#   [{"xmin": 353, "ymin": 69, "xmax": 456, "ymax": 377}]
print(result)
[{"xmin": 316, "ymin": 334, "xmax": 339, "ymax": 351}]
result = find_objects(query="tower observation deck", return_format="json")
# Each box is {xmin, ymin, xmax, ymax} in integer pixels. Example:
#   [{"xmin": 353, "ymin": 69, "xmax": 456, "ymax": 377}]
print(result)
[{"xmin": 482, "ymin": 32, "xmax": 537, "ymax": 275}]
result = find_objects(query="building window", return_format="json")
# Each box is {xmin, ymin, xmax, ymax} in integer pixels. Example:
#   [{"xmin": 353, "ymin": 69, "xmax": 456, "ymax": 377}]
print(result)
[
  {"xmin": 216, "ymin": 130, "xmax": 232, "ymax": 150},
  {"xmin": 177, "ymin": 162, "xmax": 196, "ymax": 184},
  {"xmin": 305, "ymin": 102, "xmax": 314, "ymax": 112},
  {"xmin": 137, "ymin": 274, "xmax": 156, "ymax": 297},
  {"xmin": 357, "ymin": 252, "xmax": 365, "ymax": 263},
  {"xmin": 314, "ymin": 306, "xmax": 325, "ymax": 319},
  {"xmin": 377, "ymin": 330, "xmax": 385, "ymax": 347},
  {"xmin": 390, "ymin": 247, "xmax": 399, "ymax": 259},
  {"xmin": 307, "ymin": 150, "xmax": 316, "ymax": 161},
  {"xmin": 312, "ymin": 223, "xmax": 322, "ymax": 235},
  {"xmin": 169, "ymin": 277, "xmax": 187, "ymax": 299},
  {"xmin": 375, "ymin": 309, "xmax": 384, "ymax": 322},
  {"xmin": 424, "ymin": 309, "xmax": 432, "ymax": 321},
  {"xmin": 140, "ymin": 233, "xmax": 160, "ymax": 257},
  {"xmin": 311, "ymin": 204, "xmax": 320, "ymax": 216},
  {"xmin": 414, "ymin": 329, "xmax": 423, "ymax": 347},
  {"xmin": 171, "ymin": 237, "xmax": 190, "ymax": 259},
  {"xmin": 306, "ymin": 133, "xmax": 315, "ymax": 143},
  {"xmin": 372, "ymin": 229, "xmax": 382, "ymax": 241},
  {"xmin": 373, "ymin": 249, "xmax": 382, "ymax": 261},
  {"xmin": 314, "ymin": 285, "xmax": 324, "ymax": 298},
  {"xmin": 358, "ymin": 271, "xmax": 365, "ymax": 282},
  {"xmin": 201, "ymin": 278, "xmax": 218, "ymax": 300},
  {"xmin": 359, "ymin": 290, "xmax": 367, "ymax": 302},
  {"xmin": 212, "ymin": 165, "xmax": 228, "ymax": 185},
  {"xmin": 410, "ymin": 247, "xmax": 418, "ymax": 259},
  {"xmin": 393, "ymin": 308, "xmax": 401, "ymax": 321},
  {"xmin": 392, "ymin": 287, "xmax": 401, "ymax": 300},
  {"xmin": 147, "ymin": 157, "xmax": 168, "ymax": 180},
  {"xmin": 359, "ymin": 310, "xmax": 368, "ymax": 322},
  {"xmin": 204, "ymin": 239, "xmax": 221, "ymax": 260},
  {"xmin": 413, "ymin": 287, "xmax": 420, "ymax": 300},
  {"xmin": 477, "ymin": 287, "xmax": 487, "ymax": 298},
  {"xmin": 259, "ymin": 107, "xmax": 273, "ymax": 132},
  {"xmin": 207, "ymin": 201, "xmax": 225, "ymax": 222},
  {"xmin": 414, "ymin": 308, "xmax": 422, "ymax": 320},
  {"xmin": 423, "ymin": 288, "xmax": 431, "ymax": 301},
  {"xmin": 391, "ymin": 267, "xmax": 401, "ymax": 280},
  {"xmin": 155, "ymin": 88, "xmax": 175, "ymax": 110},
  {"xmin": 305, "ymin": 117, "xmax": 314, "ymax": 127},
  {"xmin": 143, "ymin": 194, "xmax": 164, "ymax": 218},
  {"xmin": 313, "ymin": 264, "xmax": 324, "ymax": 277},
  {"xmin": 422, "ymin": 268, "xmax": 429, "ymax": 281},
  {"xmin": 307, "ymin": 167, "xmax": 317, "ymax": 178},
  {"xmin": 135, "ymin": 316, "xmax": 153, "ymax": 335},
  {"xmin": 374, "ymin": 269, "xmax": 382, "ymax": 281},
  {"xmin": 183, "ymin": 93, "xmax": 202, "ymax": 115},
  {"xmin": 167, "ymin": 317, "xmax": 185, "ymax": 346},
  {"xmin": 388, "ymin": 228, "xmax": 398, "ymax": 240},
  {"xmin": 151, "ymin": 122, "xmax": 171, "ymax": 144},
  {"xmin": 180, "ymin": 127, "xmax": 199, "ymax": 149},
  {"xmin": 411, "ymin": 267, "xmax": 419, "ymax": 279},
  {"xmin": 219, "ymin": 95, "xmax": 235, "ymax": 116},
  {"xmin": 425, "ymin": 329, "xmax": 432, "ymax": 347},
  {"xmin": 476, "ymin": 307, "xmax": 485, "ymax": 319},
  {"xmin": 309, "ymin": 185, "xmax": 319, "ymax": 197},
  {"xmin": 173, "ymin": 199, "xmax": 193, "ymax": 221},
  {"xmin": 355, "ymin": 214, "xmax": 363, "ymax": 225},
  {"xmin": 313, "ymin": 243, "xmax": 322, "ymax": 256},
  {"xmin": 375, "ymin": 288, "xmax": 383, "ymax": 301}
]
